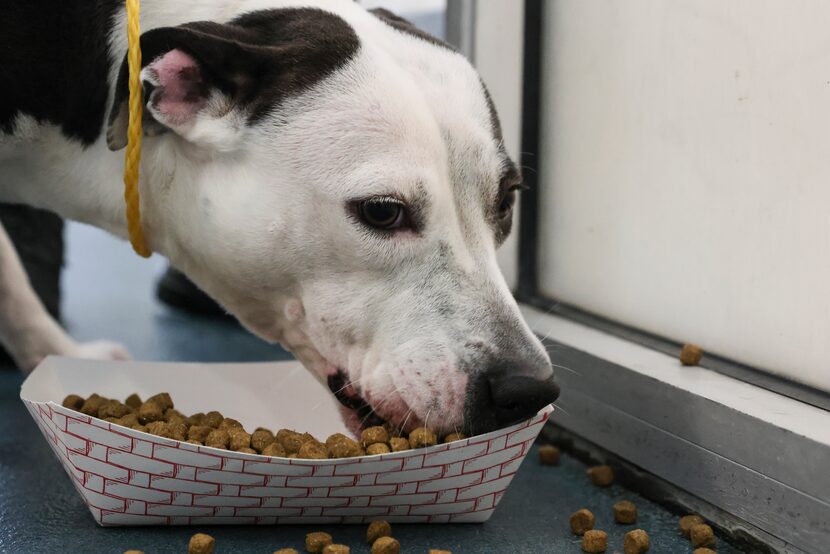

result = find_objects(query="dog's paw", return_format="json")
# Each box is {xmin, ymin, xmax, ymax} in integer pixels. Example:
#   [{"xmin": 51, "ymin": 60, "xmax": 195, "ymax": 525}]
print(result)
[{"xmin": 73, "ymin": 340, "xmax": 131, "ymax": 362}]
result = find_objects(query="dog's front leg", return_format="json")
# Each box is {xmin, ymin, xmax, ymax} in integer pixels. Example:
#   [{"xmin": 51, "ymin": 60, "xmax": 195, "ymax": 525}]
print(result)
[{"xmin": 0, "ymin": 221, "xmax": 130, "ymax": 373}]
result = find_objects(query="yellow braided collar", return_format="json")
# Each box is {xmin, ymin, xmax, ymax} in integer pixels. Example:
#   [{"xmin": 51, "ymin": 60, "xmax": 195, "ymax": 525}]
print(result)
[{"xmin": 124, "ymin": 0, "xmax": 151, "ymax": 257}]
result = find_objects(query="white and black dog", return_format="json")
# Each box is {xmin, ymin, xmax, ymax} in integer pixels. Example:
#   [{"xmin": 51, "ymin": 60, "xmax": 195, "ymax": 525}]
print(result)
[{"xmin": 0, "ymin": 0, "xmax": 558, "ymax": 436}]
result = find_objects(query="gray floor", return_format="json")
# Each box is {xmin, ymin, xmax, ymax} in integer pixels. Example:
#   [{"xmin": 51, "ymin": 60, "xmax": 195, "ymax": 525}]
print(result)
[{"xmin": 0, "ymin": 227, "xmax": 747, "ymax": 553}]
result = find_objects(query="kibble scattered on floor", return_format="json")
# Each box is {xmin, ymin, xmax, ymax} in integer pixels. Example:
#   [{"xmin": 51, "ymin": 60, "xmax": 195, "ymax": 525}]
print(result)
[
  {"xmin": 366, "ymin": 520, "xmax": 393, "ymax": 544},
  {"xmin": 321, "ymin": 544, "xmax": 350, "ymax": 554},
  {"xmin": 623, "ymin": 529, "xmax": 650, "ymax": 554},
  {"xmin": 570, "ymin": 508, "xmax": 596, "ymax": 535},
  {"xmin": 679, "ymin": 514, "xmax": 705, "ymax": 537},
  {"xmin": 613, "ymin": 500, "xmax": 638, "ymax": 524},
  {"xmin": 690, "ymin": 523, "xmax": 716, "ymax": 548},
  {"xmin": 305, "ymin": 532, "xmax": 333, "ymax": 553},
  {"xmin": 587, "ymin": 465, "xmax": 615, "ymax": 487},
  {"xmin": 693, "ymin": 549, "xmax": 717, "ymax": 554},
  {"xmin": 538, "ymin": 444, "xmax": 560, "ymax": 465},
  {"xmin": 370, "ymin": 536, "xmax": 401, "ymax": 554},
  {"xmin": 581, "ymin": 529, "xmax": 608, "ymax": 553},
  {"xmin": 187, "ymin": 533, "xmax": 215, "ymax": 554},
  {"xmin": 680, "ymin": 343, "xmax": 704, "ymax": 366}
]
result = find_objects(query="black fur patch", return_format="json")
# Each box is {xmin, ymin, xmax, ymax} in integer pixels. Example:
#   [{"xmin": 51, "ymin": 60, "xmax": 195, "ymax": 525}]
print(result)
[
  {"xmin": 0, "ymin": 1, "xmax": 121, "ymax": 145},
  {"xmin": 108, "ymin": 8, "xmax": 360, "ymax": 144}
]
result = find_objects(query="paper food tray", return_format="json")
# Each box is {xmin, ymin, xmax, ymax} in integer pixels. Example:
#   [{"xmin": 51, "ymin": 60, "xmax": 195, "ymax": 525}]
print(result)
[{"xmin": 20, "ymin": 357, "xmax": 552, "ymax": 526}]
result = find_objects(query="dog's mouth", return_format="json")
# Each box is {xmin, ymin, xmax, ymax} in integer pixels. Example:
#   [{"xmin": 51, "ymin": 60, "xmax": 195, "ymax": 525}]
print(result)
[{"xmin": 327, "ymin": 369, "xmax": 386, "ymax": 430}]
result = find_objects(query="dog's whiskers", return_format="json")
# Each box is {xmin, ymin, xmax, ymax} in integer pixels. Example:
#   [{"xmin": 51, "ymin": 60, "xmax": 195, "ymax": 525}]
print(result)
[
  {"xmin": 552, "ymin": 402, "xmax": 570, "ymax": 416},
  {"xmin": 552, "ymin": 363, "xmax": 580, "ymax": 376}
]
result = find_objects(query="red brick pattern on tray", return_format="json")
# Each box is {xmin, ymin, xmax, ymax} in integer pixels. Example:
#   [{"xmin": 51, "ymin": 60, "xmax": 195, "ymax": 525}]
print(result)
[{"xmin": 23, "ymin": 400, "xmax": 550, "ymax": 526}]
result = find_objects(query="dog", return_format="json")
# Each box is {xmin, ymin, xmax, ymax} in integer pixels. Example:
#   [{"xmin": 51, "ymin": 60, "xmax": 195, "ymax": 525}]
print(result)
[{"xmin": 0, "ymin": 0, "xmax": 558, "ymax": 436}]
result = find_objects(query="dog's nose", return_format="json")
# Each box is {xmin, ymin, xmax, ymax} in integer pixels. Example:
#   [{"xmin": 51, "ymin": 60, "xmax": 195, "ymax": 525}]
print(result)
[{"xmin": 465, "ymin": 371, "xmax": 560, "ymax": 436}]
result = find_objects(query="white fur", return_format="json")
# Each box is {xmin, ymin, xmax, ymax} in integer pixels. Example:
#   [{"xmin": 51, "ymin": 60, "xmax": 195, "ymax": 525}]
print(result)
[{"xmin": 0, "ymin": 0, "xmax": 551, "ymax": 434}]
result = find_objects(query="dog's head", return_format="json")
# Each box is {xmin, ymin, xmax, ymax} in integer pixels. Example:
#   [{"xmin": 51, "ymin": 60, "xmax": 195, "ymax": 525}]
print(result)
[{"xmin": 108, "ymin": 5, "xmax": 558, "ymax": 436}]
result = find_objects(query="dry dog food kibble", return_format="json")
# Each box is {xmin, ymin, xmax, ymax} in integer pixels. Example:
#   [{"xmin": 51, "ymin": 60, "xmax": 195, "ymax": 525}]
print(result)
[
  {"xmin": 690, "ymin": 524, "xmax": 716, "ymax": 548},
  {"xmin": 366, "ymin": 443, "xmax": 390, "ymax": 455},
  {"xmin": 389, "ymin": 437, "xmax": 410, "ymax": 452},
  {"xmin": 613, "ymin": 500, "xmax": 637, "ymax": 524},
  {"xmin": 442, "ymin": 432, "xmax": 465, "ymax": 443},
  {"xmin": 569, "ymin": 508, "xmax": 595, "ymax": 535},
  {"xmin": 680, "ymin": 343, "xmax": 703, "ymax": 366},
  {"xmin": 581, "ymin": 529, "xmax": 608, "ymax": 553},
  {"xmin": 61, "ymin": 392, "xmax": 450, "ymax": 460},
  {"xmin": 408, "ymin": 427, "xmax": 437, "ymax": 448},
  {"xmin": 252, "ymin": 428, "xmax": 276, "ymax": 451},
  {"xmin": 305, "ymin": 532, "xmax": 333, "ymax": 553},
  {"xmin": 370, "ymin": 537, "xmax": 401, "ymax": 554},
  {"xmin": 538, "ymin": 444, "xmax": 560, "ymax": 465},
  {"xmin": 366, "ymin": 520, "xmax": 392, "ymax": 544},
  {"xmin": 273, "ymin": 550, "xmax": 299, "ymax": 554},
  {"xmin": 361, "ymin": 426, "xmax": 389, "ymax": 448},
  {"xmin": 679, "ymin": 515, "xmax": 705, "ymax": 537},
  {"xmin": 587, "ymin": 465, "xmax": 614, "ymax": 487},
  {"xmin": 429, "ymin": 550, "xmax": 452, "ymax": 554},
  {"xmin": 693, "ymin": 549, "xmax": 716, "ymax": 554},
  {"xmin": 322, "ymin": 545, "xmax": 349, "ymax": 554},
  {"xmin": 123, "ymin": 551, "xmax": 144, "ymax": 554},
  {"xmin": 188, "ymin": 533, "xmax": 215, "ymax": 554},
  {"xmin": 623, "ymin": 529, "xmax": 650, "ymax": 554}
]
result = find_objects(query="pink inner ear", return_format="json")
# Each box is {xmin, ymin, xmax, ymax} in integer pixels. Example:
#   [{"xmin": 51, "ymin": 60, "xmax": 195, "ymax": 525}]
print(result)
[{"xmin": 147, "ymin": 49, "xmax": 207, "ymax": 124}]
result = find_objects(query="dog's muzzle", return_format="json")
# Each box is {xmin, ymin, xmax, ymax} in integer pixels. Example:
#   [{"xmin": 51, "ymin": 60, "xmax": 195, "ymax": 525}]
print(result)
[{"xmin": 327, "ymin": 370, "xmax": 385, "ymax": 428}]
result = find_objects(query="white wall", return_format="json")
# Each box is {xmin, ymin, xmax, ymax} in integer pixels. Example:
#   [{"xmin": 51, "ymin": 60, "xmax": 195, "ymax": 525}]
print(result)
[
  {"xmin": 471, "ymin": 2, "xmax": 525, "ymax": 289},
  {"xmin": 538, "ymin": 0, "xmax": 830, "ymax": 391}
]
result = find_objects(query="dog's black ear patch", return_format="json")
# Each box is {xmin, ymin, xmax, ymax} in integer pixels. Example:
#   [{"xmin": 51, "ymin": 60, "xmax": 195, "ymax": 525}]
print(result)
[
  {"xmin": 369, "ymin": 8, "xmax": 455, "ymax": 51},
  {"xmin": 107, "ymin": 8, "xmax": 359, "ymax": 150}
]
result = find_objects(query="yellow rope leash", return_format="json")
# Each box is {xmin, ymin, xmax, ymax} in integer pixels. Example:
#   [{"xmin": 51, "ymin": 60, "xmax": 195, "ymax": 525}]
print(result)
[{"xmin": 124, "ymin": 0, "xmax": 151, "ymax": 257}]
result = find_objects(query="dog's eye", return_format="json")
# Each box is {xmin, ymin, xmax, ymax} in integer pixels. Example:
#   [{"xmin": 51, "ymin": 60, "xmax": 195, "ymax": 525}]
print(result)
[
  {"xmin": 498, "ymin": 189, "xmax": 517, "ymax": 218},
  {"xmin": 357, "ymin": 197, "xmax": 407, "ymax": 230}
]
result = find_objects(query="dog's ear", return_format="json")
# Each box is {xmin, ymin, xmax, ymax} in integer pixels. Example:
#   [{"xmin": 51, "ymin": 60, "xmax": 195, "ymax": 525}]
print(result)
[{"xmin": 106, "ymin": 11, "xmax": 359, "ymax": 151}]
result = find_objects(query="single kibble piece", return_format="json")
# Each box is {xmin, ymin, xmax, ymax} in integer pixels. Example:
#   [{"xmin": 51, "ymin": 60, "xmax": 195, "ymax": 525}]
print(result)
[
  {"xmin": 219, "ymin": 417, "xmax": 243, "ymax": 431},
  {"xmin": 119, "ymin": 413, "xmax": 139, "ymax": 427},
  {"xmin": 125, "ymin": 393, "xmax": 142, "ymax": 410},
  {"xmin": 99, "ymin": 400, "xmax": 131, "ymax": 419},
  {"xmin": 62, "ymin": 394, "xmax": 85, "ymax": 410},
  {"xmin": 273, "ymin": 550, "xmax": 299, "ymax": 554},
  {"xmin": 204, "ymin": 411, "xmax": 224, "ymax": 428},
  {"xmin": 690, "ymin": 524, "xmax": 716, "ymax": 548},
  {"xmin": 569, "ymin": 509, "xmax": 595, "ymax": 535},
  {"xmin": 186, "ymin": 412, "xmax": 206, "ymax": 426},
  {"xmin": 679, "ymin": 515, "xmax": 705, "ymax": 537},
  {"xmin": 138, "ymin": 401, "xmax": 164, "ymax": 424},
  {"xmin": 305, "ymin": 532, "xmax": 333, "ymax": 553},
  {"xmin": 538, "ymin": 444, "xmax": 560, "ymax": 465},
  {"xmin": 693, "ymin": 549, "xmax": 716, "ymax": 554},
  {"xmin": 581, "ymin": 530, "xmax": 608, "ymax": 553},
  {"xmin": 367, "ymin": 443, "xmax": 391, "ymax": 455},
  {"xmin": 389, "ymin": 437, "xmax": 410, "ymax": 452},
  {"xmin": 322, "ymin": 545, "xmax": 350, "ymax": 554},
  {"xmin": 371, "ymin": 537, "xmax": 400, "ymax": 554},
  {"xmin": 164, "ymin": 408, "xmax": 187, "ymax": 425},
  {"xmin": 326, "ymin": 434, "xmax": 363, "ymax": 458},
  {"xmin": 613, "ymin": 500, "xmax": 637, "ymax": 524},
  {"xmin": 131, "ymin": 424, "xmax": 148, "ymax": 433},
  {"xmin": 680, "ymin": 343, "xmax": 703, "ymax": 366},
  {"xmin": 429, "ymin": 551, "xmax": 452, "ymax": 554},
  {"xmin": 168, "ymin": 422, "xmax": 188, "ymax": 441},
  {"xmin": 587, "ymin": 465, "xmax": 614, "ymax": 487},
  {"xmin": 298, "ymin": 440, "xmax": 328, "ymax": 459},
  {"xmin": 623, "ymin": 529, "xmax": 650, "ymax": 554},
  {"xmin": 237, "ymin": 447, "xmax": 257, "ymax": 454},
  {"xmin": 205, "ymin": 429, "xmax": 230, "ymax": 449},
  {"xmin": 80, "ymin": 394, "xmax": 107, "ymax": 416},
  {"xmin": 262, "ymin": 442, "xmax": 287, "ymax": 457},
  {"xmin": 278, "ymin": 429, "xmax": 307, "ymax": 454},
  {"xmin": 145, "ymin": 421, "xmax": 171, "ymax": 438},
  {"xmin": 188, "ymin": 533, "xmax": 215, "ymax": 554},
  {"xmin": 251, "ymin": 428, "xmax": 276, "ymax": 452},
  {"xmin": 146, "ymin": 392, "xmax": 173, "ymax": 411},
  {"xmin": 408, "ymin": 427, "xmax": 437, "ymax": 448},
  {"xmin": 123, "ymin": 551, "xmax": 144, "ymax": 554},
  {"xmin": 361, "ymin": 426, "xmax": 390, "ymax": 448},
  {"xmin": 188, "ymin": 425, "xmax": 213, "ymax": 443},
  {"xmin": 442, "ymin": 432, "xmax": 466, "ymax": 443},
  {"xmin": 366, "ymin": 520, "xmax": 392, "ymax": 543},
  {"xmin": 229, "ymin": 429, "xmax": 252, "ymax": 451}
]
